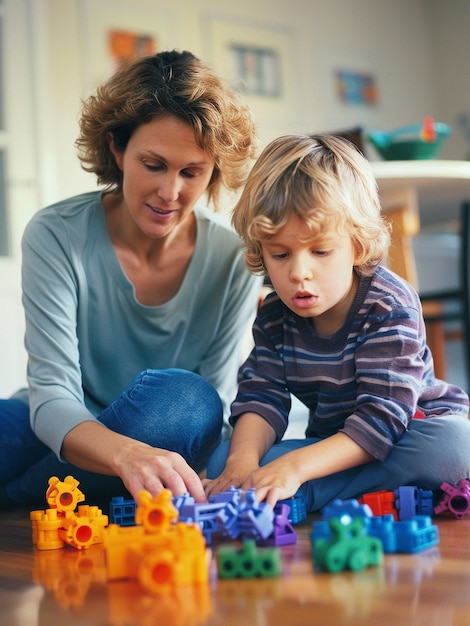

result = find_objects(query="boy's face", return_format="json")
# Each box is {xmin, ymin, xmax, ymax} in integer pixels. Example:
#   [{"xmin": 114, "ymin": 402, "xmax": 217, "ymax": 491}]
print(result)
[{"xmin": 261, "ymin": 214, "xmax": 359, "ymax": 336}]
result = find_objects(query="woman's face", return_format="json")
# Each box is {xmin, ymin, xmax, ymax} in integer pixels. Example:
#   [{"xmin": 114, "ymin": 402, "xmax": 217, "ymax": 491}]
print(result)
[{"xmin": 109, "ymin": 115, "xmax": 215, "ymax": 239}]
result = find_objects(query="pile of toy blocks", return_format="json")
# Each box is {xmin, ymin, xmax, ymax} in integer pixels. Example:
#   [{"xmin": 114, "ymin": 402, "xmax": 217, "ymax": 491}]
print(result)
[
  {"xmin": 30, "ymin": 476, "xmax": 108, "ymax": 550},
  {"xmin": 308, "ymin": 480, "xmax": 470, "ymax": 574}
]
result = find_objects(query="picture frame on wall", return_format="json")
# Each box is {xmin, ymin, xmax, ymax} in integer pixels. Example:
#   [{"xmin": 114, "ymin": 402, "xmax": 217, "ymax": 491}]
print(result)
[
  {"xmin": 205, "ymin": 17, "xmax": 294, "ymax": 122},
  {"xmin": 229, "ymin": 44, "xmax": 281, "ymax": 98},
  {"xmin": 78, "ymin": 0, "xmax": 175, "ymax": 93}
]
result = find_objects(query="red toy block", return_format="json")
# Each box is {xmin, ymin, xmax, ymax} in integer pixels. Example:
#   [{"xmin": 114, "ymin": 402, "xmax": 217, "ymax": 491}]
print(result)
[{"xmin": 359, "ymin": 490, "xmax": 398, "ymax": 520}]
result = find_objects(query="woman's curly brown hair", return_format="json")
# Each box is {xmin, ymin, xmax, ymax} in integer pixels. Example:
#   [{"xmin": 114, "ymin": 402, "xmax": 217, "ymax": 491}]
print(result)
[{"xmin": 76, "ymin": 49, "xmax": 257, "ymax": 209}]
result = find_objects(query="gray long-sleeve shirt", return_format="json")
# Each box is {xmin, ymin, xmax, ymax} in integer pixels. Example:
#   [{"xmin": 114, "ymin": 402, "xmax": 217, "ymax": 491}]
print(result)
[{"xmin": 18, "ymin": 191, "xmax": 262, "ymax": 458}]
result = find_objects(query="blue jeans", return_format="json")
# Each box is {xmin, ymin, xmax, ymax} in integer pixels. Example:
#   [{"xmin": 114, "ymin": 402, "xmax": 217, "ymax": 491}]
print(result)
[
  {"xmin": 0, "ymin": 369, "xmax": 223, "ymax": 507},
  {"xmin": 207, "ymin": 415, "xmax": 470, "ymax": 512}
]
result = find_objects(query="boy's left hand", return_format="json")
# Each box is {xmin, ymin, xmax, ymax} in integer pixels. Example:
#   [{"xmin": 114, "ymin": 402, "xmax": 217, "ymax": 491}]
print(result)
[{"xmin": 240, "ymin": 456, "xmax": 302, "ymax": 508}]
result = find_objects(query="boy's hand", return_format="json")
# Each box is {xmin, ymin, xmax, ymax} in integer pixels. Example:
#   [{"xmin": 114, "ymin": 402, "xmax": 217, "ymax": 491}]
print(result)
[
  {"xmin": 203, "ymin": 459, "xmax": 259, "ymax": 498},
  {"xmin": 240, "ymin": 456, "xmax": 302, "ymax": 508}
]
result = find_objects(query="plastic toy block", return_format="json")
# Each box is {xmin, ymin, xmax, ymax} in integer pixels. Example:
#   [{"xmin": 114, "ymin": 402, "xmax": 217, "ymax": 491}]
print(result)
[
  {"xmin": 129, "ymin": 524, "xmax": 208, "ymax": 594},
  {"xmin": 58, "ymin": 505, "xmax": 108, "ymax": 549},
  {"xmin": 364, "ymin": 514, "xmax": 398, "ymax": 553},
  {"xmin": 46, "ymin": 475, "xmax": 85, "ymax": 512},
  {"xmin": 134, "ymin": 489, "xmax": 179, "ymax": 533},
  {"xmin": 102, "ymin": 524, "xmax": 147, "ymax": 579},
  {"xmin": 209, "ymin": 486, "xmax": 243, "ymax": 507},
  {"xmin": 394, "ymin": 486, "xmax": 434, "ymax": 519},
  {"xmin": 310, "ymin": 519, "xmax": 333, "ymax": 544},
  {"xmin": 434, "ymin": 479, "xmax": 470, "ymax": 519},
  {"xmin": 311, "ymin": 516, "xmax": 383, "ymax": 573},
  {"xmin": 278, "ymin": 491, "xmax": 307, "ymax": 524},
  {"xmin": 173, "ymin": 493, "xmax": 228, "ymax": 544},
  {"xmin": 30, "ymin": 508, "xmax": 65, "ymax": 550},
  {"xmin": 109, "ymin": 496, "xmax": 136, "ymax": 526},
  {"xmin": 258, "ymin": 503, "xmax": 297, "ymax": 546},
  {"xmin": 216, "ymin": 539, "xmax": 281, "ymax": 579},
  {"xmin": 393, "ymin": 516, "xmax": 439, "ymax": 552},
  {"xmin": 104, "ymin": 520, "xmax": 208, "ymax": 593},
  {"xmin": 322, "ymin": 498, "xmax": 373, "ymax": 523},
  {"xmin": 236, "ymin": 502, "xmax": 275, "ymax": 541},
  {"xmin": 366, "ymin": 514, "xmax": 439, "ymax": 553},
  {"xmin": 359, "ymin": 490, "xmax": 398, "ymax": 520}
]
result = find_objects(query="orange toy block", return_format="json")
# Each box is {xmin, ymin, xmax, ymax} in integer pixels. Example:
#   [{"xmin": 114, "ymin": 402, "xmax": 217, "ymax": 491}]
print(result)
[
  {"xmin": 103, "ymin": 489, "xmax": 209, "ymax": 594},
  {"xmin": 46, "ymin": 475, "xmax": 85, "ymax": 512},
  {"xmin": 130, "ymin": 523, "xmax": 209, "ymax": 594},
  {"xmin": 104, "ymin": 522, "xmax": 209, "ymax": 589},
  {"xmin": 30, "ymin": 508, "xmax": 65, "ymax": 550},
  {"xmin": 58, "ymin": 505, "xmax": 109, "ymax": 549},
  {"xmin": 134, "ymin": 488, "xmax": 179, "ymax": 533}
]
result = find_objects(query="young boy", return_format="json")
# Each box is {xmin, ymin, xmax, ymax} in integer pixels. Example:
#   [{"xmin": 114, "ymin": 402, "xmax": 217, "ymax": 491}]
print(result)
[{"xmin": 204, "ymin": 133, "xmax": 470, "ymax": 512}]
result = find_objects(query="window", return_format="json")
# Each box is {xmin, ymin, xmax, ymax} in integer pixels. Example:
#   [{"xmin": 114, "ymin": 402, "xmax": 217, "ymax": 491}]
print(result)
[{"xmin": 0, "ymin": 2, "xmax": 9, "ymax": 256}]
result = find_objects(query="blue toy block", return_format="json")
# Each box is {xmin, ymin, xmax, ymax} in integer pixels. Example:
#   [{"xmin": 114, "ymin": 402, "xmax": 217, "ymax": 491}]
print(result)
[
  {"xmin": 322, "ymin": 498, "xmax": 373, "ymax": 523},
  {"xmin": 366, "ymin": 514, "xmax": 439, "ymax": 553},
  {"xmin": 278, "ymin": 491, "xmax": 307, "ymax": 524},
  {"xmin": 393, "ymin": 486, "xmax": 434, "ymax": 519},
  {"xmin": 394, "ymin": 516, "xmax": 439, "ymax": 553},
  {"xmin": 109, "ymin": 496, "xmax": 136, "ymax": 526},
  {"xmin": 310, "ymin": 519, "xmax": 334, "ymax": 543},
  {"xmin": 365, "ymin": 514, "xmax": 398, "ymax": 553}
]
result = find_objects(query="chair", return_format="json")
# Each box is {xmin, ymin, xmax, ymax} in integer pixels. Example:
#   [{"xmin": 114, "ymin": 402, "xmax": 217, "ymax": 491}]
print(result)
[
  {"xmin": 386, "ymin": 201, "xmax": 470, "ymax": 389},
  {"xmin": 419, "ymin": 200, "xmax": 470, "ymax": 389}
]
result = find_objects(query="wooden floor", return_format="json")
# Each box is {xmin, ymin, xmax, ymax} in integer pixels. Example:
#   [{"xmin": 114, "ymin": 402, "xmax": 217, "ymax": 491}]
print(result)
[{"xmin": 0, "ymin": 507, "xmax": 469, "ymax": 626}]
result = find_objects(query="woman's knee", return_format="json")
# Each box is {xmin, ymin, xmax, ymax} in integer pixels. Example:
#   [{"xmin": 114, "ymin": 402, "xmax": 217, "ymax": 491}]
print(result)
[{"xmin": 101, "ymin": 369, "xmax": 223, "ymax": 456}]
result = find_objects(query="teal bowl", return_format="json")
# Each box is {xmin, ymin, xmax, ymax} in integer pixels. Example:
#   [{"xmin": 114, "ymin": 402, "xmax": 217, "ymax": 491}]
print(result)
[{"xmin": 367, "ymin": 123, "xmax": 451, "ymax": 160}]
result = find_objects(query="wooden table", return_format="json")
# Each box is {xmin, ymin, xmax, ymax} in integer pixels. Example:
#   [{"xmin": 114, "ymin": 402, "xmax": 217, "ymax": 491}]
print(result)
[{"xmin": 371, "ymin": 159, "xmax": 470, "ymax": 287}]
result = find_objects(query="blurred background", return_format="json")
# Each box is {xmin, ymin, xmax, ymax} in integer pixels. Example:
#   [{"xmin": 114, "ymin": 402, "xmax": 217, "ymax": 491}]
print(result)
[{"xmin": 1, "ymin": 0, "xmax": 469, "ymax": 397}]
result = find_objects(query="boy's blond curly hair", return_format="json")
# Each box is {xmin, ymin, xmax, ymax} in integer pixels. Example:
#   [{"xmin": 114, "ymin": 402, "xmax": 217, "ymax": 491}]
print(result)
[{"xmin": 232, "ymin": 133, "xmax": 391, "ymax": 275}]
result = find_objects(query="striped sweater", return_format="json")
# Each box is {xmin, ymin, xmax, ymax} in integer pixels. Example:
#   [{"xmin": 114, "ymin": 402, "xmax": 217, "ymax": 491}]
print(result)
[{"xmin": 230, "ymin": 265, "xmax": 469, "ymax": 461}]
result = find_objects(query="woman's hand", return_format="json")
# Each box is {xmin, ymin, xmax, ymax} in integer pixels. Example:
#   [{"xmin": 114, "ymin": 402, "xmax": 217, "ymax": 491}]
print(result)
[
  {"xmin": 114, "ymin": 439, "xmax": 207, "ymax": 503},
  {"xmin": 61, "ymin": 422, "xmax": 207, "ymax": 503}
]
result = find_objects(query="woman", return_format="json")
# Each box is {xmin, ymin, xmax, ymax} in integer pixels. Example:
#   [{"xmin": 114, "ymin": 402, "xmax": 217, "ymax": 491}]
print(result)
[{"xmin": 0, "ymin": 49, "xmax": 261, "ymax": 507}]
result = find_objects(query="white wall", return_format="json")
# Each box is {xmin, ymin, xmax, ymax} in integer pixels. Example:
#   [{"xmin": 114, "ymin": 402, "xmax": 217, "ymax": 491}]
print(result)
[
  {"xmin": 35, "ymin": 0, "xmax": 447, "ymax": 208},
  {"xmin": 2, "ymin": 0, "xmax": 469, "ymax": 395}
]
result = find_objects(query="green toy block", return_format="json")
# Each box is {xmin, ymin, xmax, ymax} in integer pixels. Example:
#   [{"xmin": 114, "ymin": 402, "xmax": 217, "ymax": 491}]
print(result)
[
  {"xmin": 216, "ymin": 539, "xmax": 282, "ymax": 579},
  {"xmin": 312, "ymin": 517, "xmax": 383, "ymax": 573}
]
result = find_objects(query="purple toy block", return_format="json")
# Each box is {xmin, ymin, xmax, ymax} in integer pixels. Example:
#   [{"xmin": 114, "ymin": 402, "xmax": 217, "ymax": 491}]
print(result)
[
  {"xmin": 434, "ymin": 479, "xmax": 470, "ymax": 519},
  {"xmin": 258, "ymin": 503, "xmax": 297, "ymax": 546}
]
